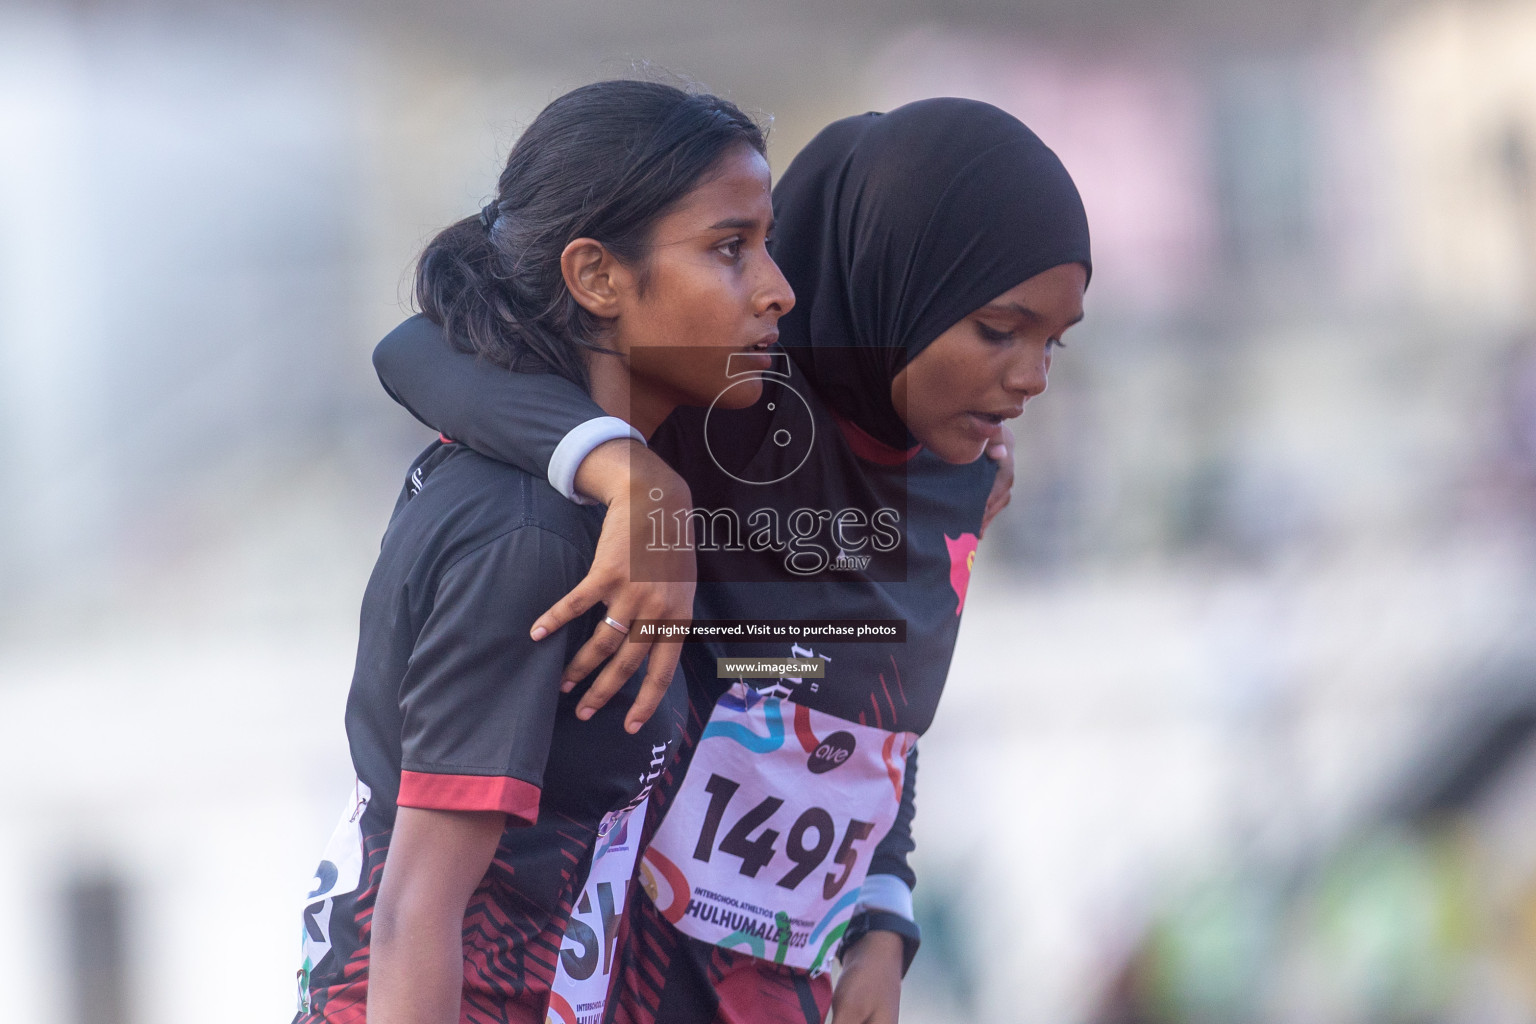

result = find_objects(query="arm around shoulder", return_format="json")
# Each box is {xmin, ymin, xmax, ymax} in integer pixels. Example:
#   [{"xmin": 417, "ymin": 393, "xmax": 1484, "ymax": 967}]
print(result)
[{"xmin": 373, "ymin": 315, "xmax": 609, "ymax": 483}]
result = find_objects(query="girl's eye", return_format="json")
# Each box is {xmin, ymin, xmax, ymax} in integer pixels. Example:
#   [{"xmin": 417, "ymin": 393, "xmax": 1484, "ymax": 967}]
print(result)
[
  {"xmin": 1047, "ymin": 337, "xmax": 1068, "ymax": 351},
  {"xmin": 716, "ymin": 238, "xmax": 744, "ymax": 260},
  {"xmin": 975, "ymin": 322, "xmax": 1014, "ymax": 343}
]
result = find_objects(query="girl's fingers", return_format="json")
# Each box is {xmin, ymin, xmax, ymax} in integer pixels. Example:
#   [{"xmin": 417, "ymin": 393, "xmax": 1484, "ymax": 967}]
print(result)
[
  {"xmin": 576, "ymin": 640, "xmax": 653, "ymax": 722},
  {"xmin": 541, "ymin": 487, "xmax": 632, "ymax": 641},
  {"xmin": 531, "ymin": 578, "xmax": 607, "ymax": 641},
  {"xmin": 558, "ymin": 610, "xmax": 633, "ymax": 689},
  {"xmin": 624, "ymin": 639, "xmax": 684, "ymax": 733},
  {"xmin": 980, "ymin": 422, "xmax": 1016, "ymax": 538},
  {"xmin": 565, "ymin": 587, "xmax": 692, "ymax": 725}
]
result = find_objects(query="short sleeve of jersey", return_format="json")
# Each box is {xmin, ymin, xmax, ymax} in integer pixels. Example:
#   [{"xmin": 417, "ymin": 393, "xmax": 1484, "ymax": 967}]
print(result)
[{"xmin": 395, "ymin": 523, "xmax": 586, "ymax": 825}]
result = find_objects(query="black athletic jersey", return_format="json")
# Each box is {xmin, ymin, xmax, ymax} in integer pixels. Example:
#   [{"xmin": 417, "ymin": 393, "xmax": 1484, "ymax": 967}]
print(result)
[
  {"xmin": 657, "ymin": 376, "xmax": 993, "ymax": 735},
  {"xmin": 608, "ymin": 380, "xmax": 989, "ymax": 1024},
  {"xmin": 296, "ymin": 441, "xmax": 684, "ymax": 1024},
  {"xmin": 373, "ymin": 319, "xmax": 995, "ymax": 1024}
]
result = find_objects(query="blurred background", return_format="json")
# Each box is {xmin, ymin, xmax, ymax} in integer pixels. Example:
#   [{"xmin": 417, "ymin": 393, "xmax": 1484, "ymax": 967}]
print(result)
[{"xmin": 3, "ymin": 0, "xmax": 1535, "ymax": 1021}]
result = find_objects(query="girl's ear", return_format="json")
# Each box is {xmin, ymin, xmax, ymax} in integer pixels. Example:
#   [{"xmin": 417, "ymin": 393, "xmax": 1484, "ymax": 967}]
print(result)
[{"xmin": 561, "ymin": 238, "xmax": 631, "ymax": 318}]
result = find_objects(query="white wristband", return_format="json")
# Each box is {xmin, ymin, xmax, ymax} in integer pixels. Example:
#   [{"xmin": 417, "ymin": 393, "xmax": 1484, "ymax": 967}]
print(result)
[
  {"xmin": 548, "ymin": 416, "xmax": 645, "ymax": 505},
  {"xmin": 855, "ymin": 873, "xmax": 915, "ymax": 921}
]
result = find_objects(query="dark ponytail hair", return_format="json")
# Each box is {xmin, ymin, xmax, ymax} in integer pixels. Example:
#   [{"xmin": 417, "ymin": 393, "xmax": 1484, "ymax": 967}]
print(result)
[{"xmin": 415, "ymin": 80, "xmax": 766, "ymax": 390}]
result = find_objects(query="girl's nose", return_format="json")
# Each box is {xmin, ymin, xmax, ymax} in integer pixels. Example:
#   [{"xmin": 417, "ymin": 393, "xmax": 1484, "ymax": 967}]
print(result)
[
  {"xmin": 1006, "ymin": 346, "xmax": 1051, "ymax": 400},
  {"xmin": 756, "ymin": 256, "xmax": 795, "ymax": 318}
]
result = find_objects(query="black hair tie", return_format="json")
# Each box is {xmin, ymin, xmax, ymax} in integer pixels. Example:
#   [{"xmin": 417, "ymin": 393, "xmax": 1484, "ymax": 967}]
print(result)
[{"xmin": 478, "ymin": 200, "xmax": 500, "ymax": 231}]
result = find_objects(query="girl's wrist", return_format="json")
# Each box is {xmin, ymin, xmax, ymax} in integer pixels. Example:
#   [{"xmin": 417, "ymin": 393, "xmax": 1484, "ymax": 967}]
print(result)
[
  {"xmin": 839, "ymin": 909, "xmax": 921, "ymax": 976},
  {"xmin": 574, "ymin": 438, "xmax": 647, "ymax": 506},
  {"xmin": 581, "ymin": 442, "xmax": 690, "ymax": 512}
]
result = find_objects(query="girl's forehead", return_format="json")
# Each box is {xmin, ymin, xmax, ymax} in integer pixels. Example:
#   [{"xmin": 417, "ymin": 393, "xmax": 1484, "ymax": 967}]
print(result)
[{"xmin": 653, "ymin": 149, "xmax": 774, "ymax": 234}]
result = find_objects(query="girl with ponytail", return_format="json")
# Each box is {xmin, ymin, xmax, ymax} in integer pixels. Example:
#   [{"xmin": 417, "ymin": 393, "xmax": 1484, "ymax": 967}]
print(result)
[
  {"xmin": 295, "ymin": 79, "xmax": 792, "ymax": 1024},
  {"xmin": 374, "ymin": 96, "xmax": 1091, "ymax": 1024}
]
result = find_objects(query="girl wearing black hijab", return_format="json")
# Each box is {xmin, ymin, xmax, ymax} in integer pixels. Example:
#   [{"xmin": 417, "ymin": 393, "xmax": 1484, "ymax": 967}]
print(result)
[{"xmin": 373, "ymin": 96, "xmax": 1090, "ymax": 1024}]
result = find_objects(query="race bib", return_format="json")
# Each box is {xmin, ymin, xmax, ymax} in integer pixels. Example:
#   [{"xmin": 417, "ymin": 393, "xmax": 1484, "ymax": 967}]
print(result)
[
  {"xmin": 545, "ymin": 798, "xmax": 647, "ymax": 1024},
  {"xmin": 640, "ymin": 684, "xmax": 914, "ymax": 974},
  {"xmin": 297, "ymin": 779, "xmax": 371, "ymax": 1013}
]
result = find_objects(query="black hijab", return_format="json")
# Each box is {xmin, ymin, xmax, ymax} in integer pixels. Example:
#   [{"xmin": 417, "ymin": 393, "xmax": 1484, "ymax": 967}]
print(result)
[{"xmin": 770, "ymin": 98, "xmax": 1092, "ymax": 450}]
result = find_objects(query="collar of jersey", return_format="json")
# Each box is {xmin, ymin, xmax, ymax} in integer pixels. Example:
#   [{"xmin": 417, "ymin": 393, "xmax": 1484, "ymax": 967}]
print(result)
[{"xmin": 832, "ymin": 414, "xmax": 923, "ymax": 466}]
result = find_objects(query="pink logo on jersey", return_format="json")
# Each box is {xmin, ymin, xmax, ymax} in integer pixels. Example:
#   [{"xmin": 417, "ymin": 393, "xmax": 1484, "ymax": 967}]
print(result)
[{"xmin": 945, "ymin": 533, "xmax": 979, "ymax": 615}]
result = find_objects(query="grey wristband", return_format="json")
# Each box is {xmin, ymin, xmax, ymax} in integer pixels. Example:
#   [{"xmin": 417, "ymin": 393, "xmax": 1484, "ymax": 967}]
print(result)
[{"xmin": 548, "ymin": 416, "xmax": 646, "ymax": 505}]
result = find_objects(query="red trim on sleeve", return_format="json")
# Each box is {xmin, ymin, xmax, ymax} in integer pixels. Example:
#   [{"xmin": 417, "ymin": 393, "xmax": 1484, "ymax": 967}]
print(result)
[{"xmin": 398, "ymin": 770, "xmax": 540, "ymax": 824}]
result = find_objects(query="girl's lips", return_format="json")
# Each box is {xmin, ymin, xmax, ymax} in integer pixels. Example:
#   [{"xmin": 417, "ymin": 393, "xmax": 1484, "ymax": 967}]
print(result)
[
  {"xmin": 962, "ymin": 412, "xmax": 1007, "ymax": 441},
  {"xmin": 726, "ymin": 349, "xmax": 773, "ymax": 376},
  {"xmin": 726, "ymin": 334, "xmax": 779, "ymax": 376}
]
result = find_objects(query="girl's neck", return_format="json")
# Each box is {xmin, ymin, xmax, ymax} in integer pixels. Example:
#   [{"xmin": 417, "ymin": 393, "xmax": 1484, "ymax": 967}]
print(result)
[{"xmin": 587, "ymin": 353, "xmax": 672, "ymax": 440}]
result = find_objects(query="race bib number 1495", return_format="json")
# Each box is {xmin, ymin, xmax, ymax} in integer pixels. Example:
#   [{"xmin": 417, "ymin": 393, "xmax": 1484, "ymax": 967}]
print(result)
[{"xmin": 640, "ymin": 684, "xmax": 914, "ymax": 974}]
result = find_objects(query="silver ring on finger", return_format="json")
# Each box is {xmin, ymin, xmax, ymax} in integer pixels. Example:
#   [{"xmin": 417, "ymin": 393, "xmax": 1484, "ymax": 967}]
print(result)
[{"xmin": 602, "ymin": 615, "xmax": 631, "ymax": 636}]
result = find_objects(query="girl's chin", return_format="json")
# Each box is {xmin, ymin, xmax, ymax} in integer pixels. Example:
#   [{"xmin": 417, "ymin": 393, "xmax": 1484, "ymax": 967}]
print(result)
[
  {"xmin": 918, "ymin": 415, "xmax": 1000, "ymax": 464},
  {"xmin": 710, "ymin": 377, "xmax": 764, "ymax": 410},
  {"xmin": 925, "ymin": 433, "xmax": 991, "ymax": 465}
]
